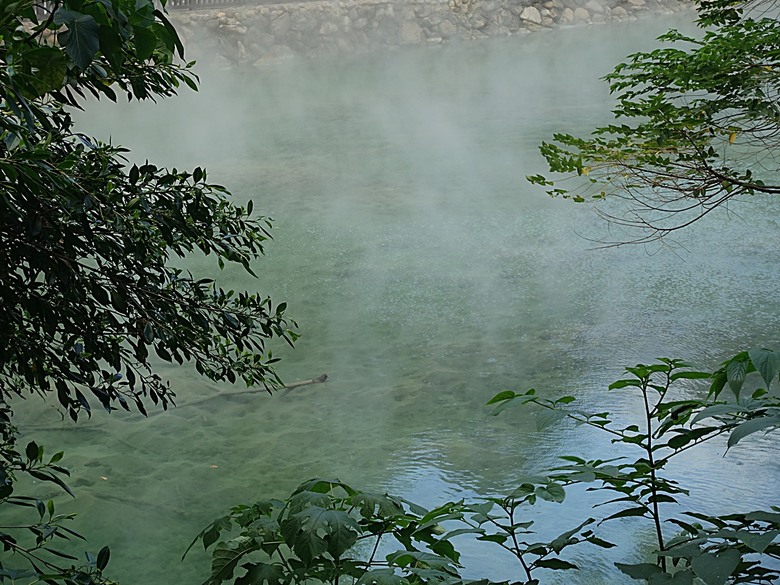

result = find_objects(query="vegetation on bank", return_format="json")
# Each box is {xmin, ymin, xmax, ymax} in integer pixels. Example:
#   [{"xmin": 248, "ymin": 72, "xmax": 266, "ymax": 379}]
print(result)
[
  {"xmin": 0, "ymin": 0, "xmax": 295, "ymax": 581},
  {"xmin": 0, "ymin": 0, "xmax": 778, "ymax": 583}
]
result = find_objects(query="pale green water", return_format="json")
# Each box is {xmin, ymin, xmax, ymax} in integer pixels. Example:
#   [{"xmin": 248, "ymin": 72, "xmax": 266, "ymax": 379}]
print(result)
[{"xmin": 12, "ymin": 15, "xmax": 780, "ymax": 584}]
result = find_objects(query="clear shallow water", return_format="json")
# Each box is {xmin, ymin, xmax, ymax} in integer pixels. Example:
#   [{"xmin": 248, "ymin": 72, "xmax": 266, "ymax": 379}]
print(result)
[{"xmin": 13, "ymin": 15, "xmax": 780, "ymax": 584}]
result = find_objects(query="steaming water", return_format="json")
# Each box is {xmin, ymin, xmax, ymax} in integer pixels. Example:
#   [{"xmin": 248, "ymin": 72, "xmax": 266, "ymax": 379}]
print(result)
[{"xmin": 13, "ymin": 15, "xmax": 780, "ymax": 585}]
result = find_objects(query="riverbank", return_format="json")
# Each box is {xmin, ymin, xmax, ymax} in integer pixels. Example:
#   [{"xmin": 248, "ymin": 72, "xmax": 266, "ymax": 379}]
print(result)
[{"xmin": 170, "ymin": 0, "xmax": 691, "ymax": 65}]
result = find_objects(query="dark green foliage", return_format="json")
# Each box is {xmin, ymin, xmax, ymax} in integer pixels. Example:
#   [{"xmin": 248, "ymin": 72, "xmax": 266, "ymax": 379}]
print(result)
[
  {"xmin": 0, "ymin": 0, "xmax": 295, "ymax": 581},
  {"xmin": 0, "ymin": 0, "xmax": 296, "ymax": 421},
  {"xmin": 528, "ymin": 0, "xmax": 780, "ymax": 244},
  {"xmin": 191, "ymin": 478, "xmax": 601, "ymax": 585},
  {"xmin": 188, "ymin": 479, "xmax": 469, "ymax": 585}
]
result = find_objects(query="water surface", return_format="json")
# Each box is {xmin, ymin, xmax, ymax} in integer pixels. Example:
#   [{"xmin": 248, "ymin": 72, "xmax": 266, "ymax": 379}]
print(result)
[{"xmin": 14, "ymin": 15, "xmax": 780, "ymax": 584}]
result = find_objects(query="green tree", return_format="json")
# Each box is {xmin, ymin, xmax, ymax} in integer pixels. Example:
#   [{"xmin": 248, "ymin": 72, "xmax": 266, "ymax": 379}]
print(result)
[
  {"xmin": 527, "ymin": 0, "xmax": 780, "ymax": 245},
  {"xmin": 0, "ymin": 0, "xmax": 295, "ymax": 581}
]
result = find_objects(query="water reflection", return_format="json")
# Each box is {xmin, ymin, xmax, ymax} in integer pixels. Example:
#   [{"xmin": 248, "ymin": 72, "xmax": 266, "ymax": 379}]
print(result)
[{"xmin": 12, "ymin": 14, "xmax": 780, "ymax": 585}]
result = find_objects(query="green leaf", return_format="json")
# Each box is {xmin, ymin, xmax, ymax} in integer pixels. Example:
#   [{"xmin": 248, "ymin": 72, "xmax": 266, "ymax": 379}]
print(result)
[
  {"xmin": 134, "ymin": 26, "xmax": 157, "ymax": 60},
  {"xmin": 691, "ymin": 549, "xmax": 740, "ymax": 585},
  {"xmin": 585, "ymin": 536, "xmax": 616, "ymax": 548},
  {"xmin": 535, "ymin": 483, "xmax": 565, "ymax": 503},
  {"xmin": 691, "ymin": 403, "xmax": 747, "ymax": 425},
  {"xmin": 356, "ymin": 569, "xmax": 408, "ymax": 585},
  {"xmin": 534, "ymin": 558, "xmax": 578, "ymax": 570},
  {"xmin": 727, "ymin": 415, "xmax": 780, "ymax": 449},
  {"xmin": 616, "ymin": 562, "xmax": 662, "ymax": 579},
  {"xmin": 726, "ymin": 358, "xmax": 748, "ymax": 398},
  {"xmin": 25, "ymin": 441, "xmax": 40, "ymax": 461},
  {"xmin": 53, "ymin": 9, "xmax": 100, "ymax": 70},
  {"xmin": 601, "ymin": 506, "xmax": 648, "ymax": 523},
  {"xmin": 143, "ymin": 321, "xmax": 155, "ymax": 343},
  {"xmin": 431, "ymin": 539, "xmax": 460, "ymax": 563},
  {"xmin": 744, "ymin": 510, "xmax": 780, "ymax": 524},
  {"xmin": 96, "ymin": 545, "xmax": 110, "ymax": 570},
  {"xmin": 293, "ymin": 507, "xmax": 359, "ymax": 561},
  {"xmin": 477, "ymin": 533, "xmax": 509, "ymax": 544},
  {"xmin": 737, "ymin": 529, "xmax": 780, "ymax": 553},
  {"xmin": 609, "ymin": 379, "xmax": 642, "ymax": 390},
  {"xmin": 649, "ymin": 571, "xmax": 694, "ymax": 584},
  {"xmin": 669, "ymin": 370, "xmax": 711, "ymax": 381},
  {"xmin": 748, "ymin": 348, "xmax": 780, "ymax": 389},
  {"xmin": 536, "ymin": 409, "xmax": 566, "ymax": 429},
  {"xmin": 551, "ymin": 518, "xmax": 594, "ymax": 552},
  {"xmin": 485, "ymin": 390, "xmax": 517, "ymax": 405},
  {"xmin": 23, "ymin": 47, "xmax": 67, "ymax": 95},
  {"xmin": 210, "ymin": 540, "xmax": 260, "ymax": 583},
  {"xmin": 98, "ymin": 25, "xmax": 123, "ymax": 72},
  {"xmin": 350, "ymin": 492, "xmax": 404, "ymax": 519},
  {"xmin": 235, "ymin": 562, "xmax": 285, "ymax": 585}
]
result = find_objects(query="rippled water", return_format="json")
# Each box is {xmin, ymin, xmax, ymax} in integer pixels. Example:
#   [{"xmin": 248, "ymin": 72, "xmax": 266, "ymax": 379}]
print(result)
[{"xmin": 13, "ymin": 15, "xmax": 780, "ymax": 584}]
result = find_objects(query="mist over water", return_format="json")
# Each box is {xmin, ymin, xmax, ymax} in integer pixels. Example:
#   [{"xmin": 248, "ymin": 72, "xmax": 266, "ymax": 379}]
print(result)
[{"xmin": 14, "ymin": 15, "xmax": 780, "ymax": 584}]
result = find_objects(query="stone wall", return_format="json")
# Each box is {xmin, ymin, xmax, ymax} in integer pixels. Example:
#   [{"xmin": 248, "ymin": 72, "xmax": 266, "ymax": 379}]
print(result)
[{"xmin": 170, "ymin": 0, "xmax": 689, "ymax": 65}]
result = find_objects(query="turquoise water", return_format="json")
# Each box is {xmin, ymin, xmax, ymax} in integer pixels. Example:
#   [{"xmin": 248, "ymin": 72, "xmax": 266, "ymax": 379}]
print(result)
[{"xmin": 13, "ymin": 15, "xmax": 780, "ymax": 584}]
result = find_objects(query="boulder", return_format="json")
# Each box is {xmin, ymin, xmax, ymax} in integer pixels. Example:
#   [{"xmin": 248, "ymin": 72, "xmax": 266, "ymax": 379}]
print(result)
[
  {"xmin": 585, "ymin": 0, "xmax": 604, "ymax": 12},
  {"xmin": 400, "ymin": 19, "xmax": 425, "ymax": 43},
  {"xmin": 573, "ymin": 6, "xmax": 590, "ymax": 20},
  {"xmin": 520, "ymin": 5, "xmax": 542, "ymax": 23}
]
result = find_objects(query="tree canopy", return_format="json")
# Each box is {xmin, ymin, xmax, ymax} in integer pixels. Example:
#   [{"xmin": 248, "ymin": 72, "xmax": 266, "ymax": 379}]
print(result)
[
  {"xmin": 0, "ymin": 0, "xmax": 296, "ymax": 419},
  {"xmin": 528, "ymin": 0, "xmax": 780, "ymax": 245},
  {"xmin": 0, "ymin": 0, "xmax": 295, "ymax": 581}
]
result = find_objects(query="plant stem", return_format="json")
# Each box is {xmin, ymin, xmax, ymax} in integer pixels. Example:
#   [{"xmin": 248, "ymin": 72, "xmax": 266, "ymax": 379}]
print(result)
[
  {"xmin": 506, "ymin": 503, "xmax": 534, "ymax": 582},
  {"xmin": 641, "ymin": 382, "xmax": 666, "ymax": 571}
]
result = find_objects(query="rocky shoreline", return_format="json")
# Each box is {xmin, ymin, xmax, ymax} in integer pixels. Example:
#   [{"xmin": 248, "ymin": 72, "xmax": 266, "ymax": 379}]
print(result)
[{"xmin": 170, "ymin": 0, "xmax": 690, "ymax": 65}]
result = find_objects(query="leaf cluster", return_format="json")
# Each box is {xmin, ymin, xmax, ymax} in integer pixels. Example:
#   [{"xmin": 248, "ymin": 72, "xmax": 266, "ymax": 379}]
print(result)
[
  {"xmin": 0, "ymin": 0, "xmax": 296, "ymax": 581},
  {"xmin": 0, "ymin": 0, "xmax": 297, "ymax": 420},
  {"xmin": 193, "ymin": 473, "xmax": 618, "ymax": 585},
  {"xmin": 528, "ymin": 0, "xmax": 780, "ymax": 245},
  {"xmin": 487, "ymin": 350, "xmax": 780, "ymax": 583},
  {"xmin": 189, "ymin": 479, "xmax": 477, "ymax": 585},
  {"xmin": 0, "ymin": 403, "xmax": 115, "ymax": 584}
]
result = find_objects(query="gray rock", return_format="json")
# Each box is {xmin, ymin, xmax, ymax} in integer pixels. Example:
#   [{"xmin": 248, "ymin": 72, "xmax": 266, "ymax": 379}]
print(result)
[
  {"xmin": 498, "ymin": 9, "xmax": 519, "ymax": 27},
  {"xmin": 573, "ymin": 6, "xmax": 590, "ymax": 19},
  {"xmin": 585, "ymin": 0, "xmax": 604, "ymax": 12},
  {"xmin": 520, "ymin": 5, "xmax": 542, "ymax": 22},
  {"xmin": 320, "ymin": 21, "xmax": 339, "ymax": 34},
  {"xmin": 611, "ymin": 5, "xmax": 628, "ymax": 17},
  {"xmin": 438, "ymin": 18, "xmax": 457, "ymax": 37},
  {"xmin": 272, "ymin": 12, "xmax": 291, "ymax": 36},
  {"xmin": 400, "ymin": 19, "xmax": 425, "ymax": 43}
]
